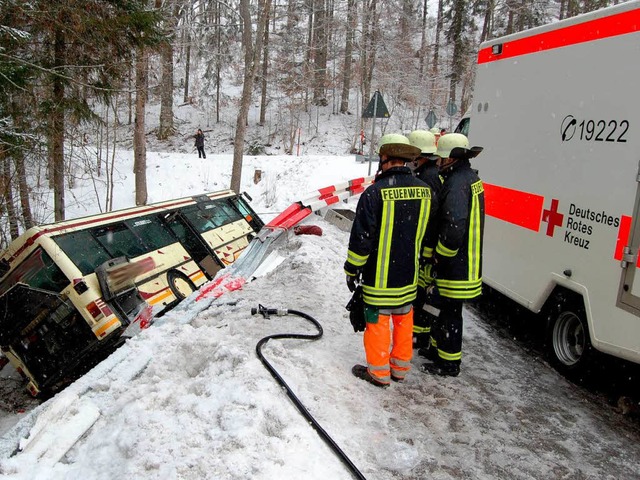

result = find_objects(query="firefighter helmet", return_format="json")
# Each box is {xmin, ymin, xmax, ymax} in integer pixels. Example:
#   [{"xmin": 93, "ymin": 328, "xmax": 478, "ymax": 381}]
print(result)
[
  {"xmin": 429, "ymin": 127, "xmax": 440, "ymax": 135},
  {"xmin": 376, "ymin": 133, "xmax": 421, "ymax": 160},
  {"xmin": 408, "ymin": 130, "xmax": 437, "ymax": 154},
  {"xmin": 435, "ymin": 133, "xmax": 469, "ymax": 158}
]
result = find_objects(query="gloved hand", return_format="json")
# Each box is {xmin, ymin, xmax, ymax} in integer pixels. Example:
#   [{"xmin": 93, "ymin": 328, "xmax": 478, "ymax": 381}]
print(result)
[
  {"xmin": 346, "ymin": 286, "xmax": 365, "ymax": 332},
  {"xmin": 346, "ymin": 274, "xmax": 358, "ymax": 292}
]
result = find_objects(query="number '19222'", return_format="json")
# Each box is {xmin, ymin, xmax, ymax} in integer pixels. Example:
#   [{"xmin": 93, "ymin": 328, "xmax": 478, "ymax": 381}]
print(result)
[{"xmin": 576, "ymin": 119, "xmax": 629, "ymax": 143}]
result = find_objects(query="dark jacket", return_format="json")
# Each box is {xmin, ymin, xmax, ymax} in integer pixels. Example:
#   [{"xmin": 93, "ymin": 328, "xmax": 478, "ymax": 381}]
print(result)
[
  {"xmin": 414, "ymin": 160, "xmax": 442, "ymax": 197},
  {"xmin": 414, "ymin": 160, "xmax": 442, "ymax": 290},
  {"xmin": 194, "ymin": 133, "xmax": 205, "ymax": 148},
  {"xmin": 344, "ymin": 166, "xmax": 438, "ymax": 308},
  {"xmin": 431, "ymin": 159, "xmax": 485, "ymax": 300}
]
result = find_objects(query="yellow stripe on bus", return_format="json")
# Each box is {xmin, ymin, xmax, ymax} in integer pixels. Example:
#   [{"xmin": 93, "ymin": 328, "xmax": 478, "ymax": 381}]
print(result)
[
  {"xmin": 190, "ymin": 271, "xmax": 205, "ymax": 282},
  {"xmin": 148, "ymin": 289, "xmax": 173, "ymax": 305},
  {"xmin": 95, "ymin": 317, "xmax": 121, "ymax": 338}
]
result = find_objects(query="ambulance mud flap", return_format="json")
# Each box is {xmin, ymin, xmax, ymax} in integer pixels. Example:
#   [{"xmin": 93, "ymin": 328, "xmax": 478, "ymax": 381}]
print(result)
[{"xmin": 252, "ymin": 305, "xmax": 367, "ymax": 480}]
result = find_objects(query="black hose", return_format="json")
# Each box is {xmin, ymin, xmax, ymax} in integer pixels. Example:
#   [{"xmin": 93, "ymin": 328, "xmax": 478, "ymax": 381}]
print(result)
[{"xmin": 252, "ymin": 305, "xmax": 367, "ymax": 480}]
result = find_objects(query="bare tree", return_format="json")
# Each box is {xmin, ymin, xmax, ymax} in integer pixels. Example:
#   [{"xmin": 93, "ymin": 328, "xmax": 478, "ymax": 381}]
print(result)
[
  {"xmin": 230, "ymin": 0, "xmax": 271, "ymax": 193},
  {"xmin": 312, "ymin": 0, "xmax": 328, "ymax": 106},
  {"xmin": 0, "ymin": 150, "xmax": 19, "ymax": 239},
  {"xmin": 360, "ymin": 0, "xmax": 379, "ymax": 114},
  {"xmin": 157, "ymin": 0, "xmax": 178, "ymax": 140},
  {"xmin": 259, "ymin": 4, "xmax": 271, "ymax": 126},
  {"xmin": 134, "ymin": 46, "xmax": 149, "ymax": 206},
  {"xmin": 430, "ymin": 0, "xmax": 444, "ymax": 109},
  {"xmin": 339, "ymin": 0, "xmax": 356, "ymax": 114},
  {"xmin": 15, "ymin": 151, "xmax": 33, "ymax": 229}
]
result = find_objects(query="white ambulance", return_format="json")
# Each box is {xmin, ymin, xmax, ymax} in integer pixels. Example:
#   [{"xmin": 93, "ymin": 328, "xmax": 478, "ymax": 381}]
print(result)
[{"xmin": 468, "ymin": 1, "xmax": 640, "ymax": 375}]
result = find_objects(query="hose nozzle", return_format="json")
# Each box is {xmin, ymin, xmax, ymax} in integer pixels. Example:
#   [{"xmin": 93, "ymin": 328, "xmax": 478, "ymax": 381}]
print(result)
[{"xmin": 251, "ymin": 304, "xmax": 288, "ymax": 318}]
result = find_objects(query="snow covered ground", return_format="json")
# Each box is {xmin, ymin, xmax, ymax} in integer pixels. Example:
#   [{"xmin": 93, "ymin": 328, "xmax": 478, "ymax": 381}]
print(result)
[{"xmin": 1, "ymin": 150, "xmax": 640, "ymax": 479}]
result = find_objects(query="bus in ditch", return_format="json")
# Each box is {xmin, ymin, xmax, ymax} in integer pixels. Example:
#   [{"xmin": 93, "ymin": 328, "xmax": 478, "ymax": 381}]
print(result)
[{"xmin": 0, "ymin": 189, "xmax": 263, "ymax": 396}]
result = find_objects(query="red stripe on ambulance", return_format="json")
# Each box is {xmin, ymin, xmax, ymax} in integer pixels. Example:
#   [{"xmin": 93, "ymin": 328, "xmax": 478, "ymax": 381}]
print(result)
[
  {"xmin": 477, "ymin": 8, "xmax": 640, "ymax": 64},
  {"xmin": 614, "ymin": 215, "xmax": 633, "ymax": 261},
  {"xmin": 484, "ymin": 183, "xmax": 544, "ymax": 232}
]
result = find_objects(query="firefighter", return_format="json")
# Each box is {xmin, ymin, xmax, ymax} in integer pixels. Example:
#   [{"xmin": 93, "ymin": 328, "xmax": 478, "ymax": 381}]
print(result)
[
  {"xmin": 408, "ymin": 129, "xmax": 442, "ymax": 351},
  {"xmin": 409, "ymin": 129, "xmax": 441, "ymax": 195},
  {"xmin": 345, "ymin": 134, "xmax": 439, "ymax": 387},
  {"xmin": 421, "ymin": 133, "xmax": 484, "ymax": 377}
]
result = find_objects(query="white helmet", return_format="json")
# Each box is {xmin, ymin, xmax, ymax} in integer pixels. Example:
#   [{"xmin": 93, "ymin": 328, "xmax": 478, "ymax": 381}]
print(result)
[
  {"xmin": 408, "ymin": 130, "xmax": 437, "ymax": 154},
  {"xmin": 435, "ymin": 133, "xmax": 470, "ymax": 158},
  {"xmin": 376, "ymin": 133, "xmax": 421, "ymax": 160}
]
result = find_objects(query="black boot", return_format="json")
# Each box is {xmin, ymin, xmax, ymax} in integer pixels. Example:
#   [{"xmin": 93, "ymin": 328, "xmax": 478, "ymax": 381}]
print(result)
[
  {"xmin": 352, "ymin": 364, "xmax": 389, "ymax": 388},
  {"xmin": 420, "ymin": 361, "xmax": 460, "ymax": 377},
  {"xmin": 417, "ymin": 346, "xmax": 439, "ymax": 363}
]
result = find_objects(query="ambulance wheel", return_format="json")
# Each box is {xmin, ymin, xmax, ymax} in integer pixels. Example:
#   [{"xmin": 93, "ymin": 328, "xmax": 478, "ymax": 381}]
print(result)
[
  {"xmin": 547, "ymin": 296, "xmax": 593, "ymax": 378},
  {"xmin": 167, "ymin": 270, "xmax": 196, "ymax": 300}
]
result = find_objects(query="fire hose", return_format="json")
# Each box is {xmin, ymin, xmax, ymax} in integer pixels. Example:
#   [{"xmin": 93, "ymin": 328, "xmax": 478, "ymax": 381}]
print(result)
[{"xmin": 251, "ymin": 305, "xmax": 367, "ymax": 480}]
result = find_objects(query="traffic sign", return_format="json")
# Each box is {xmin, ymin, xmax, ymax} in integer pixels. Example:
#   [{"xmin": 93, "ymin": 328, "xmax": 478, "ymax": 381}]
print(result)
[
  {"xmin": 362, "ymin": 91, "xmax": 390, "ymax": 118},
  {"xmin": 425, "ymin": 110, "xmax": 437, "ymax": 128}
]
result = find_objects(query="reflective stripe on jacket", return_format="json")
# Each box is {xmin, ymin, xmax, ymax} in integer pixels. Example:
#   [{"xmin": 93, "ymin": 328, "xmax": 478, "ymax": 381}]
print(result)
[
  {"xmin": 434, "ymin": 159, "xmax": 485, "ymax": 299},
  {"xmin": 344, "ymin": 166, "xmax": 438, "ymax": 307}
]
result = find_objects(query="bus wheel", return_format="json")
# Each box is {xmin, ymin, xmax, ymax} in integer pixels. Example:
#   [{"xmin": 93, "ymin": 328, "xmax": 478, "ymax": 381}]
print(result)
[
  {"xmin": 167, "ymin": 270, "xmax": 196, "ymax": 300},
  {"xmin": 547, "ymin": 294, "xmax": 593, "ymax": 379}
]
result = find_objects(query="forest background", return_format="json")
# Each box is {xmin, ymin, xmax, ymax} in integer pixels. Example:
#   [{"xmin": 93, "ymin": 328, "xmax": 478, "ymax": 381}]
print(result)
[{"xmin": 0, "ymin": 0, "xmax": 615, "ymax": 249}]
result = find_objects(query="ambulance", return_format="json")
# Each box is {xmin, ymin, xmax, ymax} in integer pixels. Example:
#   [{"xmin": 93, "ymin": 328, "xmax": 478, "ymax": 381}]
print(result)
[{"xmin": 468, "ymin": 1, "xmax": 640, "ymax": 375}]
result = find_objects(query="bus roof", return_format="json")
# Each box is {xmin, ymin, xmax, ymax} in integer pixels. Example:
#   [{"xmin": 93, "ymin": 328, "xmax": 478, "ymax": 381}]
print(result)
[{"xmin": 0, "ymin": 189, "xmax": 237, "ymax": 267}]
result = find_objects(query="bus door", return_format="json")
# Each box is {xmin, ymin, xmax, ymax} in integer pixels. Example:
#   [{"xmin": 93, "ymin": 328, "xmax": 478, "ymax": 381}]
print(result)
[{"xmin": 161, "ymin": 211, "xmax": 223, "ymax": 280}]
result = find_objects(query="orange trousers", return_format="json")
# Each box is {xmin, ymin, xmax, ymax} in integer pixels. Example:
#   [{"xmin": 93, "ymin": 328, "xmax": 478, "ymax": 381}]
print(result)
[{"xmin": 363, "ymin": 306, "xmax": 414, "ymax": 384}]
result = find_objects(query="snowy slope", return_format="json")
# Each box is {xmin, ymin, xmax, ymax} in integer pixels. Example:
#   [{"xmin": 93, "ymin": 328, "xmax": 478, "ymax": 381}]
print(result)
[{"xmin": 1, "ymin": 207, "xmax": 640, "ymax": 479}]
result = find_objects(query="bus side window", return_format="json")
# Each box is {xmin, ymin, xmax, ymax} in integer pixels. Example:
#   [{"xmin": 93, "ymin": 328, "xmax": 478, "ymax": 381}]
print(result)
[
  {"xmin": 204, "ymin": 199, "xmax": 242, "ymax": 227},
  {"xmin": 93, "ymin": 223, "xmax": 147, "ymax": 259},
  {"xmin": 54, "ymin": 231, "xmax": 112, "ymax": 275},
  {"xmin": 126, "ymin": 216, "xmax": 177, "ymax": 250}
]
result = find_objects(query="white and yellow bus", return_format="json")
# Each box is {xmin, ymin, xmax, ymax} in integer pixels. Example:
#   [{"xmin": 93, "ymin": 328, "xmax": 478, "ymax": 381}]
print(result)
[{"xmin": 0, "ymin": 190, "xmax": 263, "ymax": 396}]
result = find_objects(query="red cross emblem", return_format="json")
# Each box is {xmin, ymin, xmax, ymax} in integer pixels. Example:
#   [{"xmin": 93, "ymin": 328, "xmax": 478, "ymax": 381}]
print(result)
[{"xmin": 541, "ymin": 199, "xmax": 564, "ymax": 237}]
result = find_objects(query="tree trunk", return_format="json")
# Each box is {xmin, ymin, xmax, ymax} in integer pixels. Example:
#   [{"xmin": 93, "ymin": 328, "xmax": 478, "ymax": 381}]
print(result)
[
  {"xmin": 312, "ymin": 0, "xmax": 328, "ymax": 106},
  {"xmin": 16, "ymin": 151, "xmax": 34, "ymax": 230},
  {"xmin": 418, "ymin": 0, "xmax": 428, "ymax": 82},
  {"xmin": 1, "ymin": 151, "xmax": 19, "ymax": 239},
  {"xmin": 52, "ymin": 27, "xmax": 66, "ymax": 222},
  {"xmin": 339, "ymin": 0, "xmax": 355, "ymax": 113},
  {"xmin": 480, "ymin": 0, "xmax": 493, "ymax": 43},
  {"xmin": 158, "ymin": 39, "xmax": 175, "ymax": 139},
  {"xmin": 361, "ymin": 0, "xmax": 378, "ymax": 114},
  {"xmin": 134, "ymin": 46, "xmax": 149, "ymax": 206},
  {"xmin": 305, "ymin": 0, "xmax": 314, "ymax": 112},
  {"xmin": 506, "ymin": 0, "xmax": 515, "ymax": 34},
  {"xmin": 448, "ymin": 0, "xmax": 467, "ymax": 105},
  {"xmin": 231, "ymin": 0, "xmax": 271, "ymax": 193},
  {"xmin": 184, "ymin": 33, "xmax": 191, "ymax": 103},
  {"xmin": 430, "ymin": 0, "xmax": 443, "ymax": 108},
  {"xmin": 216, "ymin": 0, "xmax": 221, "ymax": 123},
  {"xmin": 259, "ymin": 6, "xmax": 270, "ymax": 126},
  {"xmin": 128, "ymin": 63, "xmax": 133, "ymax": 125}
]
